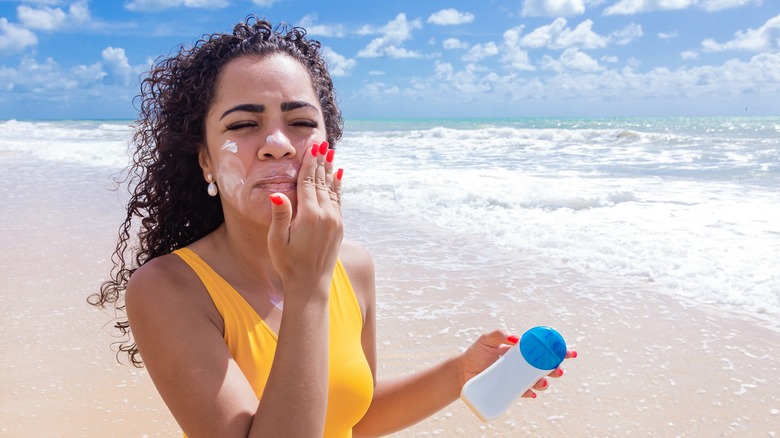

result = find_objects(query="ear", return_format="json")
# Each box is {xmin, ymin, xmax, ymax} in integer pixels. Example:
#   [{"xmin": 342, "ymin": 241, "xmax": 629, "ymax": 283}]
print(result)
[{"xmin": 198, "ymin": 143, "xmax": 212, "ymax": 180}]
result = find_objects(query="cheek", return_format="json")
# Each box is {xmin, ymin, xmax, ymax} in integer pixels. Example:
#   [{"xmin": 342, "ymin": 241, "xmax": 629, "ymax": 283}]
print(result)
[
  {"xmin": 215, "ymin": 140, "xmax": 251, "ymax": 207},
  {"xmin": 215, "ymin": 140, "xmax": 272, "ymax": 220},
  {"xmin": 297, "ymin": 133, "xmax": 325, "ymax": 155},
  {"xmin": 217, "ymin": 154, "xmax": 247, "ymax": 202}
]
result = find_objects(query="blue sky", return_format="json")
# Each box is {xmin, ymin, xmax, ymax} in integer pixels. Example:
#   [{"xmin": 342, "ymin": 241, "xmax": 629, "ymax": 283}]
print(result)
[{"xmin": 1, "ymin": 0, "xmax": 778, "ymax": 119}]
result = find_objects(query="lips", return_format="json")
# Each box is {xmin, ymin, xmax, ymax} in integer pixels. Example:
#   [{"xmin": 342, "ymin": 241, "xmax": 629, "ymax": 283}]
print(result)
[{"xmin": 253, "ymin": 178, "xmax": 296, "ymax": 192}]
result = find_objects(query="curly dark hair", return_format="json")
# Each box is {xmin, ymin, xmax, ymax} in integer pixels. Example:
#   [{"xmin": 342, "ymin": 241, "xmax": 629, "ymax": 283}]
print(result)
[{"xmin": 88, "ymin": 16, "xmax": 343, "ymax": 367}]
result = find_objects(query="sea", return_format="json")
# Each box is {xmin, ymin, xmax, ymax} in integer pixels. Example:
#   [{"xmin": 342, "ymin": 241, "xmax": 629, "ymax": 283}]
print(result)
[{"xmin": 1, "ymin": 116, "xmax": 778, "ymax": 329}]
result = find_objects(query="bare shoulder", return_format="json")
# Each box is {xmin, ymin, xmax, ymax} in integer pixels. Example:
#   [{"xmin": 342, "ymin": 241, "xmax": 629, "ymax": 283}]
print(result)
[
  {"xmin": 338, "ymin": 240, "xmax": 376, "ymax": 320},
  {"xmin": 125, "ymin": 252, "xmax": 219, "ymax": 334},
  {"xmin": 126, "ymin": 253, "xmax": 197, "ymax": 311},
  {"xmin": 338, "ymin": 239, "xmax": 375, "ymax": 284}
]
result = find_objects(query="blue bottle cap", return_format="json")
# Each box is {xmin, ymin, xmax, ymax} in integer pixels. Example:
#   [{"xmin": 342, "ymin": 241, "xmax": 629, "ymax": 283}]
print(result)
[{"xmin": 519, "ymin": 326, "xmax": 567, "ymax": 370}]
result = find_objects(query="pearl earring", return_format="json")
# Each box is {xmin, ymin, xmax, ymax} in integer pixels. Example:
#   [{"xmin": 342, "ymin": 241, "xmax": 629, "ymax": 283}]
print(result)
[{"xmin": 206, "ymin": 173, "xmax": 218, "ymax": 197}]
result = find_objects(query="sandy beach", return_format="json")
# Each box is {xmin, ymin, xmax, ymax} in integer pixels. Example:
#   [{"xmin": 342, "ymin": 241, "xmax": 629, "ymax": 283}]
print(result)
[{"xmin": 1, "ymin": 157, "xmax": 779, "ymax": 437}]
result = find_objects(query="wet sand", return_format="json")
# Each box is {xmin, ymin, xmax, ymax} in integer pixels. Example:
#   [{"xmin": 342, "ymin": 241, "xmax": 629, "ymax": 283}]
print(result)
[{"xmin": 1, "ymin": 157, "xmax": 778, "ymax": 436}]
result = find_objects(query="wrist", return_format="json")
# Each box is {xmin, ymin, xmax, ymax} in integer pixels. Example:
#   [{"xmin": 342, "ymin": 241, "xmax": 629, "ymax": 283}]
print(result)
[{"xmin": 448, "ymin": 354, "xmax": 467, "ymax": 396}]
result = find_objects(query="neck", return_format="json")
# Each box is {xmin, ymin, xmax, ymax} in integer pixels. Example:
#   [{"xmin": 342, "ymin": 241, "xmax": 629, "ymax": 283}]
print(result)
[{"xmin": 204, "ymin": 218, "xmax": 283, "ymax": 295}]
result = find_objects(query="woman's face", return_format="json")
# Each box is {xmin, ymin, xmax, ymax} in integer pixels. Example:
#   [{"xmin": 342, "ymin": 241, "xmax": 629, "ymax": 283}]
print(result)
[{"xmin": 201, "ymin": 54, "xmax": 327, "ymax": 226}]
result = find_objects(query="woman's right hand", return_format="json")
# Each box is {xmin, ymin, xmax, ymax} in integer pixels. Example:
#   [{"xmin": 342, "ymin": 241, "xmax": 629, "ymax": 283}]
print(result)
[{"xmin": 266, "ymin": 141, "xmax": 343, "ymax": 295}]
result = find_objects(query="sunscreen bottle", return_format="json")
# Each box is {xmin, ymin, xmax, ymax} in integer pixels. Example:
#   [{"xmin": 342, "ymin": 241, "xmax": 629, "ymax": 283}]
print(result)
[{"xmin": 460, "ymin": 326, "xmax": 567, "ymax": 422}]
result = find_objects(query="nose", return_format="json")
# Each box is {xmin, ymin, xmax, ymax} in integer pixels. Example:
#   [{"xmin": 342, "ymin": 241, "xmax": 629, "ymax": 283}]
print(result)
[{"xmin": 257, "ymin": 129, "xmax": 295, "ymax": 160}]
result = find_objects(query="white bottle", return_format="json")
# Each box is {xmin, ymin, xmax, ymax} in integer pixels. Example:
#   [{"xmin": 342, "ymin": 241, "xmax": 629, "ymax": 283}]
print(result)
[{"xmin": 460, "ymin": 326, "xmax": 567, "ymax": 422}]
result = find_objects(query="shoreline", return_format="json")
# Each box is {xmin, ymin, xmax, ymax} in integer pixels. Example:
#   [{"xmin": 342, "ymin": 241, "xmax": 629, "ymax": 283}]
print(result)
[{"xmin": 1, "ymin": 157, "xmax": 778, "ymax": 436}]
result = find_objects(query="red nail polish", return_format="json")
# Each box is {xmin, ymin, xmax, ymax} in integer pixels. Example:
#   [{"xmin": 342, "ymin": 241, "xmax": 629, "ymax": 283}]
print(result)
[
  {"xmin": 507, "ymin": 335, "xmax": 520, "ymax": 344},
  {"xmin": 336, "ymin": 168, "xmax": 343, "ymax": 180},
  {"xmin": 311, "ymin": 144, "xmax": 318, "ymax": 157},
  {"xmin": 531, "ymin": 392, "xmax": 537, "ymax": 399},
  {"xmin": 558, "ymin": 369, "xmax": 564, "ymax": 377},
  {"xmin": 571, "ymin": 351, "xmax": 578, "ymax": 359},
  {"xmin": 269, "ymin": 194, "xmax": 283, "ymax": 205},
  {"xmin": 326, "ymin": 149, "xmax": 335, "ymax": 163},
  {"xmin": 319, "ymin": 141, "xmax": 329, "ymax": 155},
  {"xmin": 541, "ymin": 380, "xmax": 548, "ymax": 388}
]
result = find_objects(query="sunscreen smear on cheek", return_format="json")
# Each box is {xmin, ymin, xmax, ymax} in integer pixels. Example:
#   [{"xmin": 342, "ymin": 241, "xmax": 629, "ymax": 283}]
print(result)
[{"xmin": 221, "ymin": 140, "xmax": 238, "ymax": 153}]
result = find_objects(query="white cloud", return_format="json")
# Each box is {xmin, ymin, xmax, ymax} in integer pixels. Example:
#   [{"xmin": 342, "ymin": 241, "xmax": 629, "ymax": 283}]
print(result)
[
  {"xmin": 520, "ymin": 18, "xmax": 608, "ymax": 50},
  {"xmin": 0, "ymin": 18, "xmax": 38, "ymax": 55},
  {"xmin": 502, "ymin": 26, "xmax": 535, "ymax": 71},
  {"xmin": 540, "ymin": 47, "xmax": 605, "ymax": 72},
  {"xmin": 433, "ymin": 61, "xmax": 497, "ymax": 95},
  {"xmin": 17, "ymin": 5, "xmax": 64, "ymax": 30},
  {"xmin": 698, "ymin": 0, "xmax": 762, "ymax": 11},
  {"xmin": 1, "ymin": 56, "xmax": 78, "ymax": 93},
  {"xmin": 102, "ymin": 47, "xmax": 133, "ymax": 85},
  {"xmin": 357, "ymin": 13, "xmax": 423, "ymax": 59},
  {"xmin": 17, "ymin": 0, "xmax": 90, "ymax": 31},
  {"xmin": 383, "ymin": 46, "xmax": 422, "ymax": 58},
  {"xmin": 71, "ymin": 62, "xmax": 107, "ymax": 85},
  {"xmin": 124, "ymin": 0, "xmax": 228, "ymax": 12},
  {"xmin": 251, "ymin": 0, "xmax": 282, "ymax": 6},
  {"xmin": 298, "ymin": 14, "xmax": 346, "ymax": 38},
  {"xmin": 399, "ymin": 51, "xmax": 780, "ymax": 114},
  {"xmin": 427, "ymin": 9, "xmax": 475, "ymax": 26},
  {"xmin": 462, "ymin": 42, "xmax": 499, "ymax": 62},
  {"xmin": 681, "ymin": 50, "xmax": 699, "ymax": 60},
  {"xmin": 443, "ymin": 38, "xmax": 469, "ymax": 50},
  {"xmin": 355, "ymin": 81, "xmax": 400, "ymax": 101},
  {"xmin": 658, "ymin": 31, "xmax": 679, "ymax": 40},
  {"xmin": 702, "ymin": 13, "xmax": 780, "ymax": 52},
  {"xmin": 368, "ymin": 70, "xmax": 385, "ymax": 76},
  {"xmin": 322, "ymin": 47, "xmax": 356, "ymax": 77},
  {"xmin": 604, "ymin": 0, "xmax": 761, "ymax": 15},
  {"xmin": 522, "ymin": 0, "xmax": 587, "ymax": 17},
  {"xmin": 610, "ymin": 23, "xmax": 643, "ymax": 45}
]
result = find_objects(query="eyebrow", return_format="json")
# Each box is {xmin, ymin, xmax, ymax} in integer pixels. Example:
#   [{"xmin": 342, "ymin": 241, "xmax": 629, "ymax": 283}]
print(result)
[
  {"xmin": 219, "ymin": 101, "xmax": 318, "ymax": 120},
  {"xmin": 281, "ymin": 100, "xmax": 317, "ymax": 113},
  {"xmin": 220, "ymin": 103, "xmax": 264, "ymax": 120}
]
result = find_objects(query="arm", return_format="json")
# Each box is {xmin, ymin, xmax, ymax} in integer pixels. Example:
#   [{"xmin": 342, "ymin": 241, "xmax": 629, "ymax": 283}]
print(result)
[{"xmin": 343, "ymin": 244, "xmax": 576, "ymax": 437}]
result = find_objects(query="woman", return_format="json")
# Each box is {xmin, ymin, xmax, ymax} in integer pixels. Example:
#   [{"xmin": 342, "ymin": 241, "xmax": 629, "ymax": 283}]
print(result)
[{"xmin": 90, "ymin": 16, "xmax": 575, "ymax": 437}]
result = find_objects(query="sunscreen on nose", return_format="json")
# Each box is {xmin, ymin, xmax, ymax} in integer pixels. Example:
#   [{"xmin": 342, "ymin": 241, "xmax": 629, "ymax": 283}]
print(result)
[
  {"xmin": 266, "ymin": 129, "xmax": 289, "ymax": 146},
  {"xmin": 460, "ymin": 326, "xmax": 567, "ymax": 422}
]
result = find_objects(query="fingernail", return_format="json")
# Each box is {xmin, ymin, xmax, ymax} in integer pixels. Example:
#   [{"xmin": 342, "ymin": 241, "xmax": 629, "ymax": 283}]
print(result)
[
  {"xmin": 541, "ymin": 379, "xmax": 548, "ymax": 388},
  {"xmin": 507, "ymin": 335, "xmax": 520, "ymax": 344},
  {"xmin": 319, "ymin": 141, "xmax": 329, "ymax": 155},
  {"xmin": 269, "ymin": 194, "xmax": 283, "ymax": 205},
  {"xmin": 311, "ymin": 144, "xmax": 318, "ymax": 157},
  {"xmin": 558, "ymin": 369, "xmax": 564, "ymax": 377},
  {"xmin": 336, "ymin": 168, "xmax": 343, "ymax": 180},
  {"xmin": 326, "ymin": 149, "xmax": 335, "ymax": 163},
  {"xmin": 571, "ymin": 351, "xmax": 578, "ymax": 359},
  {"xmin": 531, "ymin": 392, "xmax": 537, "ymax": 399}
]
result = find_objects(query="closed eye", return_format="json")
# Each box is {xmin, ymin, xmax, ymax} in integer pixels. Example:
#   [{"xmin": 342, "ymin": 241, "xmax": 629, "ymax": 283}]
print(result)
[
  {"xmin": 226, "ymin": 121, "xmax": 257, "ymax": 130},
  {"xmin": 291, "ymin": 120, "xmax": 318, "ymax": 128}
]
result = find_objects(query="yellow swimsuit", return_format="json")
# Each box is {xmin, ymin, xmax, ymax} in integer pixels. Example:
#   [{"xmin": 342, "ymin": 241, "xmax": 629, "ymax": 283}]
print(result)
[{"xmin": 174, "ymin": 248, "xmax": 374, "ymax": 437}]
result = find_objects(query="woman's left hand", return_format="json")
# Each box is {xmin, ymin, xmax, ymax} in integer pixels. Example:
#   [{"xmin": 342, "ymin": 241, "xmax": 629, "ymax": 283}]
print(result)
[{"xmin": 459, "ymin": 329, "xmax": 577, "ymax": 399}]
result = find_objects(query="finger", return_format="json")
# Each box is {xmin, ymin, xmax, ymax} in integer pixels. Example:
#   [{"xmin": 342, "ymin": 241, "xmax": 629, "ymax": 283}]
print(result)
[
  {"xmin": 332, "ymin": 168, "xmax": 343, "ymax": 206},
  {"xmin": 548, "ymin": 367, "xmax": 565, "ymax": 378},
  {"xmin": 521, "ymin": 389, "xmax": 537, "ymax": 399},
  {"xmin": 566, "ymin": 349, "xmax": 578, "ymax": 359},
  {"xmin": 324, "ymin": 144, "xmax": 335, "ymax": 191},
  {"xmin": 533, "ymin": 378, "xmax": 549, "ymax": 392},
  {"xmin": 314, "ymin": 141, "xmax": 329, "ymax": 204},
  {"xmin": 297, "ymin": 144, "xmax": 319, "ymax": 208},
  {"xmin": 480, "ymin": 329, "xmax": 514, "ymax": 348},
  {"xmin": 267, "ymin": 193, "xmax": 292, "ymax": 251}
]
